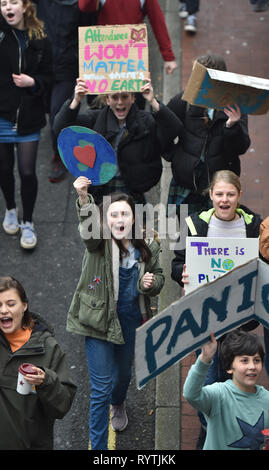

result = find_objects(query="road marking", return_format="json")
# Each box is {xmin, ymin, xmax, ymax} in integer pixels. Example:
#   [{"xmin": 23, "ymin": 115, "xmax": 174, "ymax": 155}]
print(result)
[{"xmin": 88, "ymin": 411, "xmax": 116, "ymax": 450}]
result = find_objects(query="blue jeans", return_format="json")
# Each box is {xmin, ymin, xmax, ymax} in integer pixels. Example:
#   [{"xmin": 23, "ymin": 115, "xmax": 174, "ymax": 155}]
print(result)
[
  {"xmin": 250, "ymin": 0, "xmax": 268, "ymax": 4},
  {"xmin": 85, "ymin": 263, "xmax": 142, "ymax": 450}
]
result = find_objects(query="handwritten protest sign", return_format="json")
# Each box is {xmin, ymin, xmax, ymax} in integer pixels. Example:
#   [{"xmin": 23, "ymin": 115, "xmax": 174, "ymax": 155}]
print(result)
[
  {"xmin": 182, "ymin": 60, "xmax": 269, "ymax": 115},
  {"xmin": 135, "ymin": 258, "xmax": 269, "ymax": 389},
  {"xmin": 78, "ymin": 24, "xmax": 149, "ymax": 94},
  {"xmin": 185, "ymin": 236, "xmax": 259, "ymax": 294}
]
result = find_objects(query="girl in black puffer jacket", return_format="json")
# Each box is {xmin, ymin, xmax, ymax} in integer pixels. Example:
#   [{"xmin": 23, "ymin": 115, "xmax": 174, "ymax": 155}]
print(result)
[
  {"xmin": 165, "ymin": 54, "xmax": 250, "ymax": 219},
  {"xmin": 0, "ymin": 0, "xmax": 52, "ymax": 250}
]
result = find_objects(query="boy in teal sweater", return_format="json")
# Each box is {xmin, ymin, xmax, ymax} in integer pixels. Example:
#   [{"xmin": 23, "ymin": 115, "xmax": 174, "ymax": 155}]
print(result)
[{"xmin": 183, "ymin": 330, "xmax": 269, "ymax": 450}]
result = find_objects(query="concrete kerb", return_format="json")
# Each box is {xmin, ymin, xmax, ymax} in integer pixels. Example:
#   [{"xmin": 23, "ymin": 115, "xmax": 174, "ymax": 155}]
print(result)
[{"xmin": 155, "ymin": 0, "xmax": 182, "ymax": 451}]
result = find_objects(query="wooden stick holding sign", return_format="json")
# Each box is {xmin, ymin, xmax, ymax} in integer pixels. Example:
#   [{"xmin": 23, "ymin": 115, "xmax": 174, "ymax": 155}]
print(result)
[{"xmin": 78, "ymin": 24, "xmax": 149, "ymax": 94}]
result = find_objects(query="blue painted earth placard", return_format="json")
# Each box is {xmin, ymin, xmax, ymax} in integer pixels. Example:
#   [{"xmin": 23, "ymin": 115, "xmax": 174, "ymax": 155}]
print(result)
[{"xmin": 57, "ymin": 126, "xmax": 117, "ymax": 185}]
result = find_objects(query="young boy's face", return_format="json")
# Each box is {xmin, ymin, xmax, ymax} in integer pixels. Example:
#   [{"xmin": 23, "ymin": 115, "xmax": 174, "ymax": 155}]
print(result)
[{"xmin": 227, "ymin": 353, "xmax": 263, "ymax": 393}]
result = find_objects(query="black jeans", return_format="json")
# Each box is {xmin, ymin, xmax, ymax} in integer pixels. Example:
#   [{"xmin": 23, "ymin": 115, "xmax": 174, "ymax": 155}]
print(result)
[{"xmin": 179, "ymin": 0, "xmax": 200, "ymax": 15}]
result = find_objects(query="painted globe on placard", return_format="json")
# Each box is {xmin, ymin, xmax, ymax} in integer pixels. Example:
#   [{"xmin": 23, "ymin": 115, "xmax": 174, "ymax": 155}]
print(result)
[
  {"xmin": 222, "ymin": 259, "xmax": 235, "ymax": 271},
  {"xmin": 57, "ymin": 126, "xmax": 117, "ymax": 186}
]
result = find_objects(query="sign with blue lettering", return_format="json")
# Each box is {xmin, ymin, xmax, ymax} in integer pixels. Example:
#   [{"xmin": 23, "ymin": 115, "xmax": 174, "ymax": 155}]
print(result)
[
  {"xmin": 185, "ymin": 236, "xmax": 258, "ymax": 294},
  {"xmin": 135, "ymin": 258, "xmax": 269, "ymax": 389}
]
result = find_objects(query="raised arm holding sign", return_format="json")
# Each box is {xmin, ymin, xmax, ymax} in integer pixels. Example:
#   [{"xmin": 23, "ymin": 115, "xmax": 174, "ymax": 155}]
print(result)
[{"xmin": 54, "ymin": 74, "xmax": 180, "ymax": 205}]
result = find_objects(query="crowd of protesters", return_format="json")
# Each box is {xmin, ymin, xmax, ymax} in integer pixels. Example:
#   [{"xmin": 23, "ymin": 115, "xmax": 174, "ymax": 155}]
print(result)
[{"xmin": 0, "ymin": 0, "xmax": 269, "ymax": 452}]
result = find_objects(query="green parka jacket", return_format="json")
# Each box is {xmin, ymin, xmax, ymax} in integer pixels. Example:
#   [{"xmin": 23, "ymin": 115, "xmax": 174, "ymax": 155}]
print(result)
[
  {"xmin": 67, "ymin": 196, "xmax": 165, "ymax": 344},
  {"xmin": 0, "ymin": 313, "xmax": 77, "ymax": 450}
]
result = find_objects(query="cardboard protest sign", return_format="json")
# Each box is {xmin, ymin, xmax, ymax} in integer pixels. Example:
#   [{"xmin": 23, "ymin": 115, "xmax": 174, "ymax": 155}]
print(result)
[
  {"xmin": 57, "ymin": 126, "xmax": 117, "ymax": 185},
  {"xmin": 185, "ymin": 236, "xmax": 259, "ymax": 294},
  {"xmin": 135, "ymin": 258, "xmax": 269, "ymax": 389},
  {"xmin": 78, "ymin": 24, "xmax": 149, "ymax": 94},
  {"xmin": 182, "ymin": 60, "xmax": 269, "ymax": 115}
]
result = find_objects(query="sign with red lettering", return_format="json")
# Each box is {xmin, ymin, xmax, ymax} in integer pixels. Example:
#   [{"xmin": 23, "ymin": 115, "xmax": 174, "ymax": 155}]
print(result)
[{"xmin": 78, "ymin": 25, "xmax": 149, "ymax": 94}]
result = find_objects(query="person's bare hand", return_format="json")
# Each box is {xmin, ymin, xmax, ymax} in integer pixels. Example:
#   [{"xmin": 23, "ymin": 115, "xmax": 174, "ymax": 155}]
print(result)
[
  {"xmin": 141, "ymin": 77, "xmax": 160, "ymax": 112},
  {"xmin": 70, "ymin": 78, "xmax": 88, "ymax": 109},
  {"xmin": 73, "ymin": 176, "xmax": 91, "ymax": 205},
  {"xmin": 141, "ymin": 78, "xmax": 154, "ymax": 102},
  {"xmin": 25, "ymin": 366, "xmax": 45, "ymax": 386},
  {"xmin": 164, "ymin": 61, "xmax": 177, "ymax": 75},
  {"xmin": 200, "ymin": 333, "xmax": 218, "ymax": 364},
  {"xmin": 224, "ymin": 103, "xmax": 241, "ymax": 127},
  {"xmin": 142, "ymin": 272, "xmax": 155, "ymax": 289},
  {"xmin": 12, "ymin": 73, "xmax": 35, "ymax": 88},
  {"xmin": 181, "ymin": 264, "xmax": 189, "ymax": 296}
]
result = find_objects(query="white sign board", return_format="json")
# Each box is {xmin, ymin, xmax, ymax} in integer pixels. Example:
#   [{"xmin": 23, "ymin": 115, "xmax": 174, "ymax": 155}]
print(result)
[
  {"xmin": 135, "ymin": 258, "xmax": 269, "ymax": 389},
  {"xmin": 185, "ymin": 237, "xmax": 259, "ymax": 294}
]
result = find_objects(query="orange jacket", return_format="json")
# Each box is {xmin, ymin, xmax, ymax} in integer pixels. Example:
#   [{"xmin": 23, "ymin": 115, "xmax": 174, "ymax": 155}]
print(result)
[{"xmin": 260, "ymin": 216, "xmax": 269, "ymax": 261}]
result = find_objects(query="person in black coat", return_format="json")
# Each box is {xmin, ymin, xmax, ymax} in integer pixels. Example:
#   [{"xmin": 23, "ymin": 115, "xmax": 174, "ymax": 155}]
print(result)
[
  {"xmin": 0, "ymin": 0, "xmax": 53, "ymax": 250},
  {"xmin": 54, "ymin": 77, "xmax": 181, "ymax": 204},
  {"xmin": 164, "ymin": 54, "xmax": 251, "ymax": 220},
  {"xmin": 33, "ymin": 0, "xmax": 96, "ymax": 182}
]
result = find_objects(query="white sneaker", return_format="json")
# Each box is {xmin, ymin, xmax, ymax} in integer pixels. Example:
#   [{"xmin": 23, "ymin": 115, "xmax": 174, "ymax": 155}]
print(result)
[
  {"xmin": 178, "ymin": 3, "xmax": 188, "ymax": 18},
  {"xmin": 3, "ymin": 208, "xmax": 19, "ymax": 235},
  {"xmin": 20, "ymin": 221, "xmax": 37, "ymax": 249},
  {"xmin": 184, "ymin": 14, "xmax": 197, "ymax": 33}
]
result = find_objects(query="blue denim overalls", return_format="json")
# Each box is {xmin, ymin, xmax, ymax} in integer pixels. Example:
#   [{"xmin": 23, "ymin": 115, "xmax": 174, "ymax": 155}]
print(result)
[
  {"xmin": 111, "ymin": 248, "xmax": 143, "ymax": 404},
  {"xmin": 85, "ymin": 248, "xmax": 143, "ymax": 450}
]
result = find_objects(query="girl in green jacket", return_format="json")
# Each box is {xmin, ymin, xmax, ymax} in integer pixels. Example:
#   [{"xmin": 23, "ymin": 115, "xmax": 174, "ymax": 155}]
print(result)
[{"xmin": 70, "ymin": 176, "xmax": 165, "ymax": 450}]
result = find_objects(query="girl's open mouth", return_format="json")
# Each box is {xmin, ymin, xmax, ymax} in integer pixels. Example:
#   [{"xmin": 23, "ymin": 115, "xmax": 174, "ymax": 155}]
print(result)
[
  {"xmin": 116, "ymin": 107, "xmax": 126, "ymax": 115},
  {"xmin": 116, "ymin": 225, "xmax": 125, "ymax": 232},
  {"xmin": 0, "ymin": 317, "xmax": 13, "ymax": 329}
]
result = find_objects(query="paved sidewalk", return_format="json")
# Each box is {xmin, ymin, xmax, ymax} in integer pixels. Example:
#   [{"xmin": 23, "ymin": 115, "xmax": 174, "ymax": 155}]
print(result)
[
  {"xmin": 178, "ymin": 0, "xmax": 269, "ymax": 450},
  {"xmin": 155, "ymin": 0, "xmax": 182, "ymax": 451}
]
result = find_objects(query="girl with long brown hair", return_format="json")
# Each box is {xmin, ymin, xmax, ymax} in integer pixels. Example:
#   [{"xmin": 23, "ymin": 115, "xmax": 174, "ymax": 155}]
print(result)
[
  {"xmin": 68, "ymin": 176, "xmax": 165, "ymax": 449},
  {"xmin": 0, "ymin": 0, "xmax": 52, "ymax": 249}
]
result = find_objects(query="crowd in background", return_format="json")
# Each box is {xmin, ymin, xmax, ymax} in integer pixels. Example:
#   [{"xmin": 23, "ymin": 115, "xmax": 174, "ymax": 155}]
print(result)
[{"xmin": 0, "ymin": 0, "xmax": 269, "ymax": 452}]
